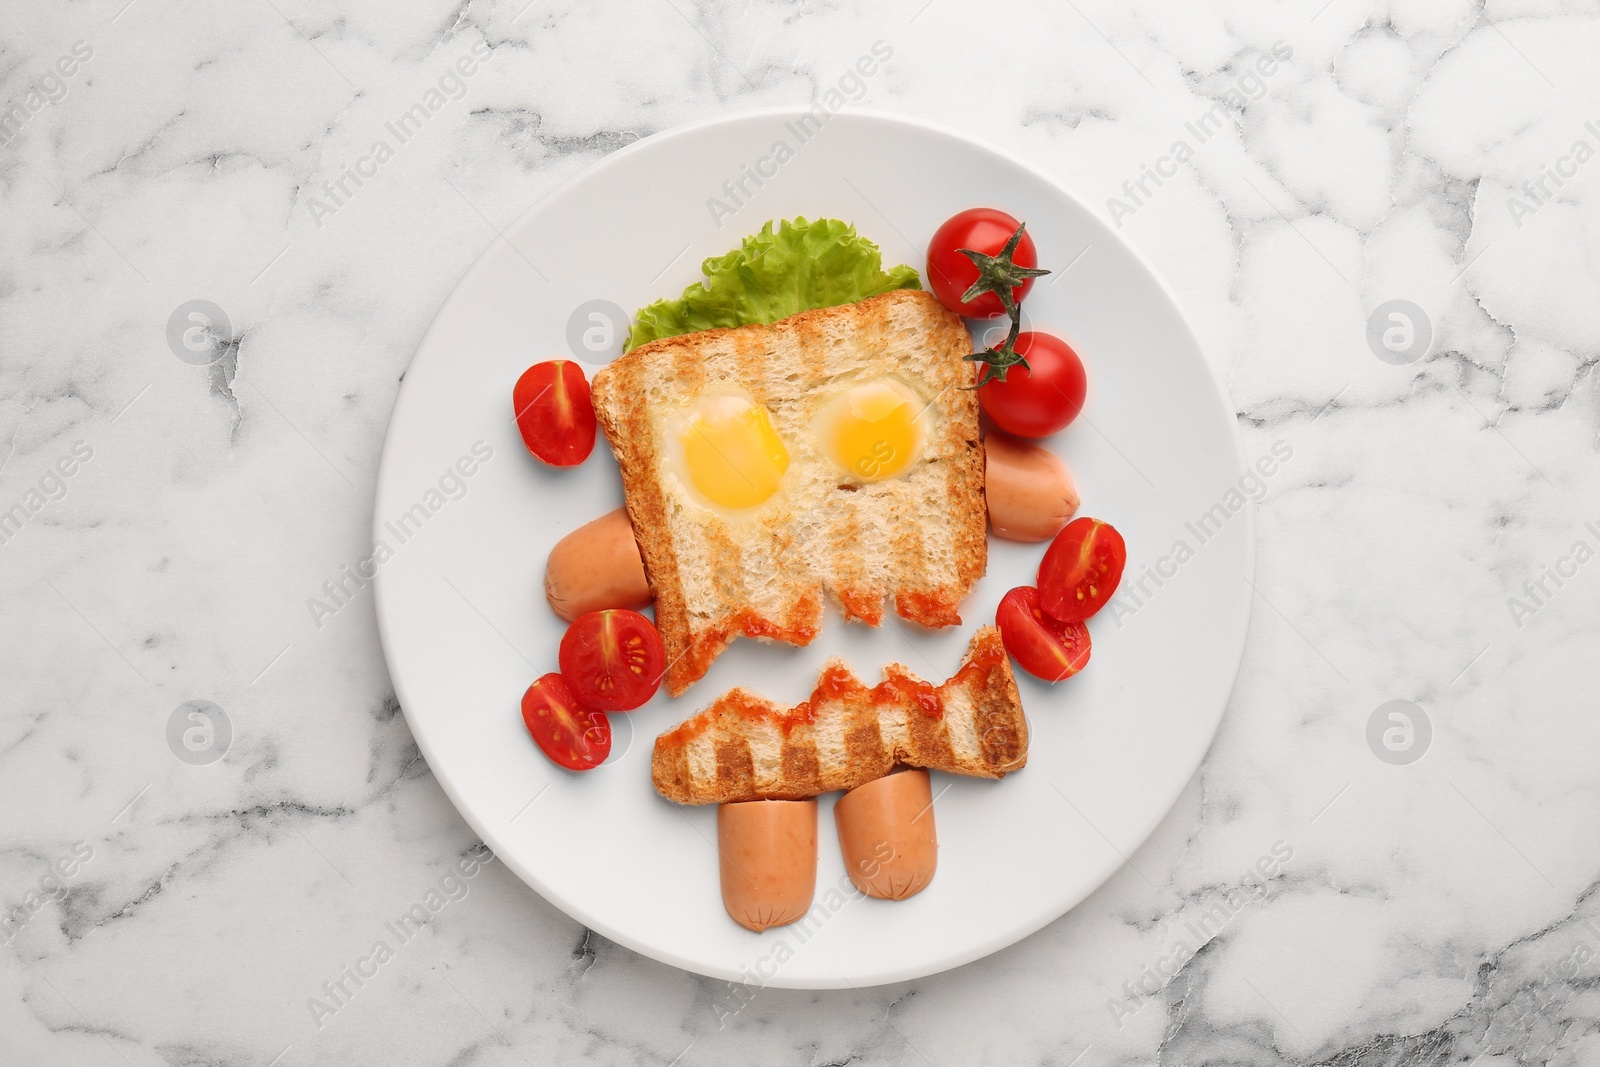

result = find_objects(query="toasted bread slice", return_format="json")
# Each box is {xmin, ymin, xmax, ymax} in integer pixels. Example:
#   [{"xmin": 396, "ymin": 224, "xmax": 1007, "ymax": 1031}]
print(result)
[
  {"xmin": 591, "ymin": 289, "xmax": 986, "ymax": 696},
  {"xmin": 652, "ymin": 627, "xmax": 1027, "ymax": 805}
]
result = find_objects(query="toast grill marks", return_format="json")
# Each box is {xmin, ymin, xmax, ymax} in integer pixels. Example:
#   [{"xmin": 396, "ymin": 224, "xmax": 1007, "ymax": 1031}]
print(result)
[
  {"xmin": 591, "ymin": 289, "xmax": 987, "ymax": 696},
  {"xmin": 651, "ymin": 627, "xmax": 1028, "ymax": 805}
]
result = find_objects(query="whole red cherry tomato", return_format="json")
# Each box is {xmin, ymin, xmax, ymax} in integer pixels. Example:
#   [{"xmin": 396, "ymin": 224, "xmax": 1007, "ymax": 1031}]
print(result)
[
  {"xmin": 513, "ymin": 360, "xmax": 596, "ymax": 466},
  {"xmin": 927, "ymin": 208, "xmax": 1041, "ymax": 318},
  {"xmin": 977, "ymin": 332, "xmax": 1087, "ymax": 438},
  {"xmin": 1038, "ymin": 517, "xmax": 1126, "ymax": 623},
  {"xmin": 521, "ymin": 673, "xmax": 610, "ymax": 770},
  {"xmin": 558, "ymin": 609, "xmax": 666, "ymax": 711},
  {"xmin": 996, "ymin": 586, "xmax": 1091, "ymax": 682}
]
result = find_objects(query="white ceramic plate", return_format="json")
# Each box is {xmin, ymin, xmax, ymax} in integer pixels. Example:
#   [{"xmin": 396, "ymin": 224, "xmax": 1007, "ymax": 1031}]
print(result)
[{"xmin": 373, "ymin": 108, "xmax": 1252, "ymax": 988}]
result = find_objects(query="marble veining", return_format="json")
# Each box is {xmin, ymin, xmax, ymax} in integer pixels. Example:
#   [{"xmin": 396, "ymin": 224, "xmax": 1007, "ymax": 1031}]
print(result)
[{"xmin": 3, "ymin": 0, "xmax": 1600, "ymax": 1064}]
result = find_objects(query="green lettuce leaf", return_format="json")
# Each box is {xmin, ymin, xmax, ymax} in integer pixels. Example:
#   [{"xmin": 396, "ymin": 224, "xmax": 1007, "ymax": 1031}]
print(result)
[{"xmin": 626, "ymin": 217, "xmax": 921, "ymax": 350}]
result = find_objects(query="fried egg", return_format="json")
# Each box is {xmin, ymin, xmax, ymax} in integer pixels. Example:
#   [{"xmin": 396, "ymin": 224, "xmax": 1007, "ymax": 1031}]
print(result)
[
  {"xmin": 812, "ymin": 378, "xmax": 927, "ymax": 484},
  {"xmin": 666, "ymin": 390, "xmax": 789, "ymax": 513}
]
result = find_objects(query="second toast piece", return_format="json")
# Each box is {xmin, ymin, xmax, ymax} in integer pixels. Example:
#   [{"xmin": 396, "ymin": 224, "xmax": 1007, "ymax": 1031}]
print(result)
[{"xmin": 652, "ymin": 627, "xmax": 1027, "ymax": 805}]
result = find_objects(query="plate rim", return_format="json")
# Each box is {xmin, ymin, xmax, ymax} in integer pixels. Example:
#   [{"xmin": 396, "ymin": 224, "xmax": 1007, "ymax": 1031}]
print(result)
[{"xmin": 373, "ymin": 104, "xmax": 1256, "ymax": 988}]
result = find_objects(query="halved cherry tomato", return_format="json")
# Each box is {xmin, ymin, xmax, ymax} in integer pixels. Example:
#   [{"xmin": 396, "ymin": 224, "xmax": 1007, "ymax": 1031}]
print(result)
[
  {"xmin": 558, "ymin": 608, "xmax": 665, "ymax": 711},
  {"xmin": 927, "ymin": 208, "xmax": 1041, "ymax": 318},
  {"xmin": 978, "ymin": 332, "xmax": 1087, "ymax": 438},
  {"xmin": 521, "ymin": 673, "xmax": 610, "ymax": 770},
  {"xmin": 1038, "ymin": 517, "xmax": 1126, "ymax": 623},
  {"xmin": 996, "ymin": 586, "xmax": 1091, "ymax": 682},
  {"xmin": 513, "ymin": 360, "xmax": 596, "ymax": 466}
]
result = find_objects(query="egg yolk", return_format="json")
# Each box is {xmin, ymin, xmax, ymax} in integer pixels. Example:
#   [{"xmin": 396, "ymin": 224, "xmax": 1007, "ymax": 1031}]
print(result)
[
  {"xmin": 822, "ymin": 381, "xmax": 924, "ymax": 482},
  {"xmin": 677, "ymin": 396, "xmax": 789, "ymax": 510}
]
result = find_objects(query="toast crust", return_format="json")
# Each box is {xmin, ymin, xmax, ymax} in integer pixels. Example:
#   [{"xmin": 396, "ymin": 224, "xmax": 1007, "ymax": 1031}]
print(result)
[
  {"xmin": 651, "ymin": 627, "xmax": 1027, "ymax": 805},
  {"xmin": 592, "ymin": 289, "xmax": 987, "ymax": 695}
]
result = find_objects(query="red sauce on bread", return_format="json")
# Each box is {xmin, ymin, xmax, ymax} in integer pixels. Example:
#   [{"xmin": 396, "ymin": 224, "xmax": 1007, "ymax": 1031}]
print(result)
[
  {"xmin": 894, "ymin": 590, "xmax": 962, "ymax": 628},
  {"xmin": 659, "ymin": 627, "xmax": 1009, "ymax": 747},
  {"xmin": 677, "ymin": 595, "xmax": 824, "ymax": 692}
]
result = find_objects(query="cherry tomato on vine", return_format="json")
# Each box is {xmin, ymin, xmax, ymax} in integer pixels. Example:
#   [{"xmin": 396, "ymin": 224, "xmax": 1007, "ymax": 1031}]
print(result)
[
  {"xmin": 1038, "ymin": 517, "xmax": 1126, "ymax": 623},
  {"xmin": 558, "ymin": 608, "xmax": 666, "ymax": 711},
  {"xmin": 927, "ymin": 208, "xmax": 1042, "ymax": 318},
  {"xmin": 513, "ymin": 360, "xmax": 596, "ymax": 466},
  {"xmin": 996, "ymin": 586, "xmax": 1091, "ymax": 682},
  {"xmin": 977, "ymin": 332, "xmax": 1087, "ymax": 438},
  {"xmin": 521, "ymin": 673, "xmax": 610, "ymax": 771}
]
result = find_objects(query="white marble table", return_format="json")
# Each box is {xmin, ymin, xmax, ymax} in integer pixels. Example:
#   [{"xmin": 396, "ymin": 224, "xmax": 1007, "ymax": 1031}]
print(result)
[{"xmin": 4, "ymin": 1, "xmax": 1599, "ymax": 1064}]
